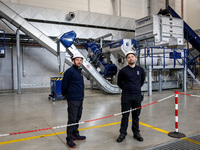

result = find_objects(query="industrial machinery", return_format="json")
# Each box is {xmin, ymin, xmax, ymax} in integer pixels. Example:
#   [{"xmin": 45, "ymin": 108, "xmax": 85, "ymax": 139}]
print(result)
[
  {"xmin": 135, "ymin": 14, "xmax": 184, "ymax": 48},
  {"xmin": 59, "ymin": 31, "xmax": 121, "ymax": 93},
  {"xmin": 59, "ymin": 31, "xmax": 141, "ymax": 88},
  {"xmin": 0, "ymin": 1, "xmax": 121, "ymax": 94},
  {"xmin": 84, "ymin": 42, "xmax": 117, "ymax": 81},
  {"xmin": 135, "ymin": 14, "xmax": 186, "ymax": 68},
  {"xmin": 130, "ymin": 6, "xmax": 199, "ymax": 93},
  {"xmin": 57, "ymin": 6, "xmax": 199, "ymax": 94},
  {"xmin": 161, "ymin": 6, "xmax": 200, "ymax": 87},
  {"xmin": 102, "ymin": 39, "xmax": 139, "ymax": 70},
  {"xmin": 0, "ymin": 1, "xmax": 199, "ymax": 95},
  {"xmin": 135, "ymin": 13, "xmax": 185, "ymax": 63},
  {"xmin": 57, "ymin": 12, "xmax": 189, "ymax": 93},
  {"xmin": 134, "ymin": 13, "xmax": 187, "ymax": 93}
]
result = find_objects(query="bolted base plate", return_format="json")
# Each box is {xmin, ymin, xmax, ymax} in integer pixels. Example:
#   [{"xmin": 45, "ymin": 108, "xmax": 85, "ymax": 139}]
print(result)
[{"xmin": 168, "ymin": 132, "xmax": 186, "ymax": 138}]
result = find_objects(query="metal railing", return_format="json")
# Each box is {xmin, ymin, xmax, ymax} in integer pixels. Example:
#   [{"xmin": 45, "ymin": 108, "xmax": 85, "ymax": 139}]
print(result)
[
  {"xmin": 187, "ymin": 50, "xmax": 200, "ymax": 79},
  {"xmin": 137, "ymin": 47, "xmax": 188, "ymax": 69}
]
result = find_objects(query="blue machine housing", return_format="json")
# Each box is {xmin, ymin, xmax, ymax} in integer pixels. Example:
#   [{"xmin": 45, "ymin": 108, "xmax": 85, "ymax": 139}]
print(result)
[
  {"xmin": 103, "ymin": 39, "xmax": 140, "ymax": 49},
  {"xmin": 104, "ymin": 64, "xmax": 117, "ymax": 77},
  {"xmin": 84, "ymin": 42, "xmax": 117, "ymax": 77},
  {"xmin": 60, "ymin": 30, "xmax": 76, "ymax": 48},
  {"xmin": 84, "ymin": 42, "xmax": 106, "ymax": 65},
  {"xmin": 59, "ymin": 30, "xmax": 117, "ymax": 77},
  {"xmin": 169, "ymin": 51, "xmax": 182, "ymax": 59}
]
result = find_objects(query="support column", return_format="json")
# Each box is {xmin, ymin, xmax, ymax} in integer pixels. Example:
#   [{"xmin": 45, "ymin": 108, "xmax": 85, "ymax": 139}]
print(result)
[
  {"xmin": 183, "ymin": 67, "xmax": 187, "ymax": 92},
  {"xmin": 158, "ymin": 69, "xmax": 162, "ymax": 92},
  {"xmin": 111, "ymin": 0, "xmax": 121, "ymax": 16},
  {"xmin": 16, "ymin": 29, "xmax": 21, "ymax": 94},
  {"xmin": 57, "ymin": 41, "xmax": 66, "ymax": 73},
  {"xmin": 166, "ymin": 0, "xmax": 169, "ymax": 9},
  {"xmin": 148, "ymin": 66, "xmax": 152, "ymax": 96}
]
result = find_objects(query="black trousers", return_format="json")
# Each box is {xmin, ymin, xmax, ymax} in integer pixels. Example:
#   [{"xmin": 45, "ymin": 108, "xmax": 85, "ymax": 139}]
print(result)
[
  {"xmin": 66, "ymin": 100, "xmax": 83, "ymax": 142},
  {"xmin": 119, "ymin": 94, "xmax": 142, "ymax": 136}
]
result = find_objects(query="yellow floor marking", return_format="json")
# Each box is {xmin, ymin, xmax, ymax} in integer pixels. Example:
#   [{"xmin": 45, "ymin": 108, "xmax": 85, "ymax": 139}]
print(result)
[
  {"xmin": 0, "ymin": 120, "xmax": 199, "ymax": 146},
  {"xmin": 139, "ymin": 122, "xmax": 170, "ymax": 134},
  {"xmin": 139, "ymin": 122, "xmax": 200, "ymax": 146},
  {"xmin": 0, "ymin": 132, "xmax": 63, "ymax": 145},
  {"xmin": 193, "ymin": 87, "xmax": 200, "ymax": 90},
  {"xmin": 181, "ymin": 137, "xmax": 200, "ymax": 145},
  {"xmin": 0, "ymin": 121, "xmax": 125, "ymax": 145},
  {"xmin": 79, "ymin": 121, "xmax": 122, "ymax": 131}
]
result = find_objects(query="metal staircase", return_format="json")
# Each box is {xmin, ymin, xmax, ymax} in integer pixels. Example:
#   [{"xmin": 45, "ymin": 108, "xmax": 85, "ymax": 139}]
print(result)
[
  {"xmin": 186, "ymin": 49, "xmax": 200, "ymax": 88},
  {"xmin": 187, "ymin": 69, "xmax": 200, "ymax": 89},
  {"xmin": 0, "ymin": 1, "xmax": 121, "ymax": 93}
]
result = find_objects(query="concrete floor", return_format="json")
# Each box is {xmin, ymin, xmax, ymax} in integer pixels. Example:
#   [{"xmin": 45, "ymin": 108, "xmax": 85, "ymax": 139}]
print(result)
[{"xmin": 0, "ymin": 87, "xmax": 200, "ymax": 150}]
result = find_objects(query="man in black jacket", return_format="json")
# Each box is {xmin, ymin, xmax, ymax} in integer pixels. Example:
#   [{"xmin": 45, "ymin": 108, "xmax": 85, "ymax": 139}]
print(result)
[
  {"xmin": 117, "ymin": 51, "xmax": 145, "ymax": 143},
  {"xmin": 61, "ymin": 53, "xmax": 86, "ymax": 148}
]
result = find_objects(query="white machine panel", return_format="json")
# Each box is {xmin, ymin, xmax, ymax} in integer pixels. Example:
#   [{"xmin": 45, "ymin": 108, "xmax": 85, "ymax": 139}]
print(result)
[{"xmin": 135, "ymin": 15, "xmax": 184, "ymax": 48}]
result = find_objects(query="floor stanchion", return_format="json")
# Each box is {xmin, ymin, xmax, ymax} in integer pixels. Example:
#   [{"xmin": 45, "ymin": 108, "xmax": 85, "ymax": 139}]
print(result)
[{"xmin": 168, "ymin": 91, "xmax": 186, "ymax": 138}]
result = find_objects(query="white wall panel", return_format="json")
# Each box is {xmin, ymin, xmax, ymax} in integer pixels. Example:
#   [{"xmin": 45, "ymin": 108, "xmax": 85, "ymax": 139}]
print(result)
[
  {"xmin": 175, "ymin": 0, "xmax": 182, "ymax": 18},
  {"xmin": 90, "ymin": 0, "xmax": 113, "ymax": 15},
  {"xmin": 121, "ymin": 0, "xmax": 147, "ymax": 19},
  {"xmin": 0, "ymin": 45, "xmax": 64, "ymax": 90},
  {"xmin": 149, "ymin": 0, "xmax": 158, "ymax": 15},
  {"xmin": 4, "ymin": 0, "xmax": 88, "ymax": 12},
  {"xmin": 0, "ymin": 46, "xmax": 13, "ymax": 90},
  {"xmin": 184, "ymin": 0, "xmax": 200, "ymax": 30}
]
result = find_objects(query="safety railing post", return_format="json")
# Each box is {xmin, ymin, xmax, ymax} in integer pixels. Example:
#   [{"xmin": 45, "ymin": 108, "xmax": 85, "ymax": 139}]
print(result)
[{"xmin": 168, "ymin": 91, "xmax": 186, "ymax": 138}]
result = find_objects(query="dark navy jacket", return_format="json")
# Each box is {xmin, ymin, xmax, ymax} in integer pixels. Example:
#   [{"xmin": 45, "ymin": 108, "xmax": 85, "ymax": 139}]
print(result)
[
  {"xmin": 61, "ymin": 65, "xmax": 84, "ymax": 101},
  {"xmin": 117, "ymin": 65, "xmax": 145, "ymax": 95}
]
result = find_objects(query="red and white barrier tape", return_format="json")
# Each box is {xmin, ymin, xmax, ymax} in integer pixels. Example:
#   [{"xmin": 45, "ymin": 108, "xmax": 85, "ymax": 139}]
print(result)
[
  {"xmin": 0, "ymin": 94, "xmax": 174, "ymax": 137},
  {"xmin": 176, "ymin": 92, "xmax": 200, "ymax": 98},
  {"xmin": 172, "ymin": 91, "xmax": 200, "ymax": 134}
]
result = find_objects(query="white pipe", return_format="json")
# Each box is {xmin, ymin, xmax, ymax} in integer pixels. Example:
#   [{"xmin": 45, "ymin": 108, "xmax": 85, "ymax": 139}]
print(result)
[
  {"xmin": 16, "ymin": 29, "xmax": 21, "ymax": 94},
  {"xmin": 112, "ymin": 0, "xmax": 121, "ymax": 16},
  {"xmin": 148, "ymin": 66, "xmax": 152, "ymax": 96},
  {"xmin": 88, "ymin": 0, "xmax": 90, "ymax": 12},
  {"xmin": 183, "ymin": 65, "xmax": 187, "ymax": 92},
  {"xmin": 118, "ymin": 0, "xmax": 121, "ymax": 16},
  {"xmin": 147, "ymin": 0, "xmax": 150, "ymax": 16}
]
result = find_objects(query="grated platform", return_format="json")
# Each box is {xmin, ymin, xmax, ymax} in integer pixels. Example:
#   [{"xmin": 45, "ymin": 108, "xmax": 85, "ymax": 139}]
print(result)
[{"xmin": 146, "ymin": 133, "xmax": 200, "ymax": 150}]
